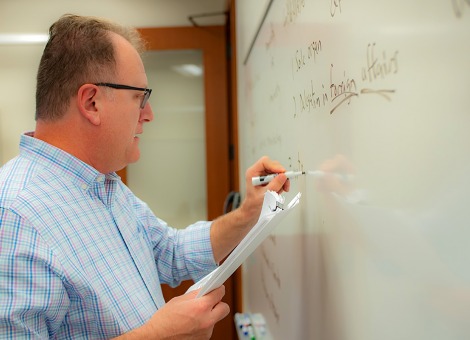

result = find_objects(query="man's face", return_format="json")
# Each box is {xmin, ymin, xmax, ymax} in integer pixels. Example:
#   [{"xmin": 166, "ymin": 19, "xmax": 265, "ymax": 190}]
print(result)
[{"xmin": 101, "ymin": 34, "xmax": 154, "ymax": 172}]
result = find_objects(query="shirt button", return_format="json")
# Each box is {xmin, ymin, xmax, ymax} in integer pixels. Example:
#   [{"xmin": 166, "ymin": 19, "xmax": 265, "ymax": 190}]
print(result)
[
  {"xmin": 97, "ymin": 175, "xmax": 105, "ymax": 182},
  {"xmin": 81, "ymin": 183, "xmax": 88, "ymax": 190}
]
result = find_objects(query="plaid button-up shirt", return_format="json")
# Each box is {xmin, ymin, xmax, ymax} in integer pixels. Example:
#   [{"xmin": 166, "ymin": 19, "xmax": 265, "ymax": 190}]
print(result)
[{"xmin": 0, "ymin": 133, "xmax": 216, "ymax": 338}]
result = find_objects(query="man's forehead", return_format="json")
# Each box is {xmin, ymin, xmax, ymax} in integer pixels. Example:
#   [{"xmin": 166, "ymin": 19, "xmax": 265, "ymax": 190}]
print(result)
[{"xmin": 110, "ymin": 32, "xmax": 146, "ymax": 80}]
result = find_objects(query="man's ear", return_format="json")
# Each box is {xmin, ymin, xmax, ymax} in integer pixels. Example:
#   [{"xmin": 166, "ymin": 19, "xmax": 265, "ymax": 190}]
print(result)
[{"xmin": 77, "ymin": 84, "xmax": 101, "ymax": 126}]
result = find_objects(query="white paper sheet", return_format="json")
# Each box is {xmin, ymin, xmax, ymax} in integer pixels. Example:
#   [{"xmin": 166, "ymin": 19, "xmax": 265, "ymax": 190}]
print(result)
[{"xmin": 187, "ymin": 191, "xmax": 301, "ymax": 297}]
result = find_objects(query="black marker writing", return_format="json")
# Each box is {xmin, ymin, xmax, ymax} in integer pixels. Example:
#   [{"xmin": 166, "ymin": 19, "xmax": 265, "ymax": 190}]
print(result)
[
  {"xmin": 261, "ymin": 245, "xmax": 281, "ymax": 289},
  {"xmin": 261, "ymin": 267, "xmax": 281, "ymax": 324},
  {"xmin": 362, "ymin": 43, "xmax": 399, "ymax": 83},
  {"xmin": 265, "ymin": 24, "xmax": 276, "ymax": 50},
  {"xmin": 284, "ymin": 0, "xmax": 306, "ymax": 26},
  {"xmin": 308, "ymin": 39, "xmax": 322, "ymax": 61},
  {"xmin": 291, "ymin": 39, "xmax": 322, "ymax": 78},
  {"xmin": 330, "ymin": 0, "xmax": 343, "ymax": 17},
  {"xmin": 360, "ymin": 88, "xmax": 395, "ymax": 101},
  {"xmin": 330, "ymin": 64, "xmax": 358, "ymax": 114},
  {"xmin": 292, "ymin": 81, "xmax": 329, "ymax": 117}
]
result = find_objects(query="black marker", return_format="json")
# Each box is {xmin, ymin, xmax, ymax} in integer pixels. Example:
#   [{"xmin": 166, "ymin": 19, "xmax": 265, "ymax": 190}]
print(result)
[{"xmin": 252, "ymin": 171, "xmax": 305, "ymax": 186}]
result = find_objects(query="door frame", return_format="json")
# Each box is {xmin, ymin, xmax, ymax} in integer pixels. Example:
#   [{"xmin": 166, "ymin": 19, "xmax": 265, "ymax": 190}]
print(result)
[{"xmin": 138, "ymin": 26, "xmax": 230, "ymax": 221}]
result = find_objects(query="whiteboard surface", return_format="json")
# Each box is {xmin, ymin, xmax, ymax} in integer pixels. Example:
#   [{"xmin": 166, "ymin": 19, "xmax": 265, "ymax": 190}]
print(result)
[{"xmin": 236, "ymin": 1, "xmax": 470, "ymax": 339}]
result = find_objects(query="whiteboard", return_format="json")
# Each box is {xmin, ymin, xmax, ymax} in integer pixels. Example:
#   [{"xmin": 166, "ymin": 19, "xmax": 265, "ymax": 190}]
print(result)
[{"xmin": 236, "ymin": 1, "xmax": 470, "ymax": 339}]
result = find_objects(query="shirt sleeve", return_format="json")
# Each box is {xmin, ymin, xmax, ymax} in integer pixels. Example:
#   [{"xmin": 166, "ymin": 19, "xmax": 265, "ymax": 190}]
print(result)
[
  {"xmin": 129, "ymin": 194, "xmax": 218, "ymax": 287},
  {"xmin": 0, "ymin": 208, "xmax": 69, "ymax": 338},
  {"xmin": 151, "ymin": 219, "xmax": 218, "ymax": 286}
]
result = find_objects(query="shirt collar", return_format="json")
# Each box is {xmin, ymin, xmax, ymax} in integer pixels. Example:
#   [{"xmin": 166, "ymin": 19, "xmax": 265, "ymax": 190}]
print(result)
[{"xmin": 20, "ymin": 132, "xmax": 120, "ymax": 190}]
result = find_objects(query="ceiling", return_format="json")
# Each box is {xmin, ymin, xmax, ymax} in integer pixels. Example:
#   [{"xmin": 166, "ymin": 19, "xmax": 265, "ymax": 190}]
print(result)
[{"xmin": 0, "ymin": 0, "xmax": 230, "ymax": 34}]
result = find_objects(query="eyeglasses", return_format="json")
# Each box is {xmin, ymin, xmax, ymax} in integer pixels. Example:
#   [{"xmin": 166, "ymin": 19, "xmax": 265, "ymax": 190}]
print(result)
[{"xmin": 94, "ymin": 82, "xmax": 152, "ymax": 109}]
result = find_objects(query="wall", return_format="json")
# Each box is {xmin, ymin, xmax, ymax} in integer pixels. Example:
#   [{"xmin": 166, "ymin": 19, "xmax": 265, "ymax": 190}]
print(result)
[
  {"xmin": 129, "ymin": 50, "xmax": 207, "ymax": 229},
  {"xmin": 236, "ymin": 1, "xmax": 470, "ymax": 339},
  {"xmin": 0, "ymin": 0, "xmax": 226, "ymax": 165}
]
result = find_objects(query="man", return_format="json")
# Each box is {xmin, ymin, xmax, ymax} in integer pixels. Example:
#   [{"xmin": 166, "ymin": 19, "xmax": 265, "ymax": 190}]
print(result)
[{"xmin": 0, "ymin": 14, "xmax": 289, "ymax": 339}]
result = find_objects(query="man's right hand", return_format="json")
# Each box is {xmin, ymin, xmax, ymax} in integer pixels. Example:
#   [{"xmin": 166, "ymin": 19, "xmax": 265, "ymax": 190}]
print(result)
[{"xmin": 115, "ymin": 285, "xmax": 229, "ymax": 339}]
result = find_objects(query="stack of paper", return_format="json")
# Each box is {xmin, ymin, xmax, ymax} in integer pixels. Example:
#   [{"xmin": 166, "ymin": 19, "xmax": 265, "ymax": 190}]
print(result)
[{"xmin": 187, "ymin": 190, "xmax": 302, "ymax": 297}]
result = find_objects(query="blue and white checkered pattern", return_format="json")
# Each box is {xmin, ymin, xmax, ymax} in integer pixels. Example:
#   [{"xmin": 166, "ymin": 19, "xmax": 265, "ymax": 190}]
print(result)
[{"xmin": 0, "ymin": 133, "xmax": 217, "ymax": 339}]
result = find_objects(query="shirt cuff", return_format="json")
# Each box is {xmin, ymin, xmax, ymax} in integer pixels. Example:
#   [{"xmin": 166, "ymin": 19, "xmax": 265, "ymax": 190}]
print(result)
[{"xmin": 182, "ymin": 221, "xmax": 218, "ymax": 282}]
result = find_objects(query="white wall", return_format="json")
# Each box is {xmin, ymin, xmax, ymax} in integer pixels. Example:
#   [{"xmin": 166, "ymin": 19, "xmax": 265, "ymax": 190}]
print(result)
[
  {"xmin": 129, "ymin": 50, "xmax": 207, "ymax": 228},
  {"xmin": 0, "ymin": 0, "xmax": 226, "ymax": 164}
]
